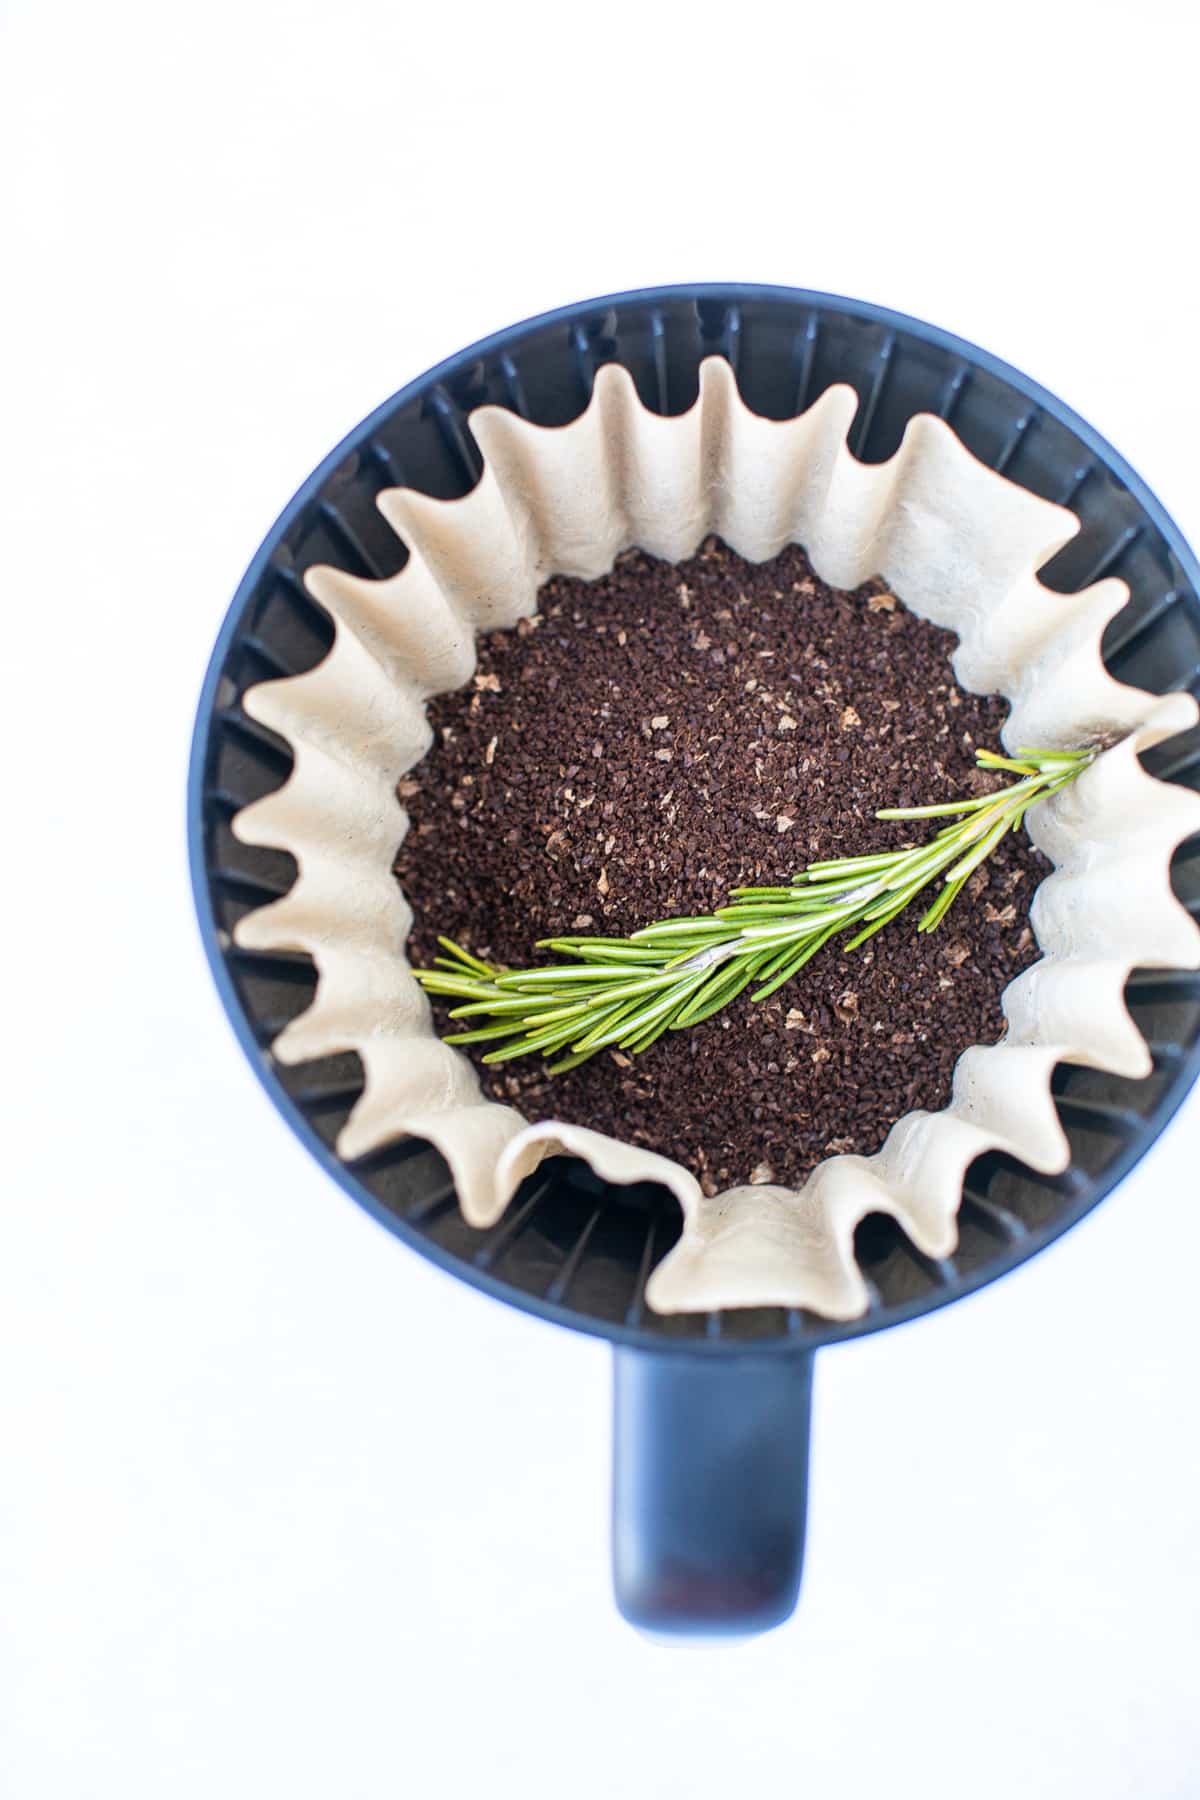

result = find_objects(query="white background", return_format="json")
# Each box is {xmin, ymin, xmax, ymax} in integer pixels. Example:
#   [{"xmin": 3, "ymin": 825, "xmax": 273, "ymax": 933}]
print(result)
[{"xmin": 4, "ymin": 2, "xmax": 1200, "ymax": 1794}]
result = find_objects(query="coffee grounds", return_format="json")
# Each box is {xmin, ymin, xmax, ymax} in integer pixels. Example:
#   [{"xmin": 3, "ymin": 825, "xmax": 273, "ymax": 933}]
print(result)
[{"xmin": 394, "ymin": 538, "xmax": 1045, "ymax": 1195}]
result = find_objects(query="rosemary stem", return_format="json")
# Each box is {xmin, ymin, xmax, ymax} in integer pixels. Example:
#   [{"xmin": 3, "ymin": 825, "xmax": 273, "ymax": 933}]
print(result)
[{"xmin": 413, "ymin": 741, "xmax": 1097, "ymax": 1071}]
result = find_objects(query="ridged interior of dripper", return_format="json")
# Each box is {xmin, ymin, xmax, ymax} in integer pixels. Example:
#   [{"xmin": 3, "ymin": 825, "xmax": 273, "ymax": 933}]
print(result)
[{"xmin": 224, "ymin": 355, "xmax": 1200, "ymax": 1319}]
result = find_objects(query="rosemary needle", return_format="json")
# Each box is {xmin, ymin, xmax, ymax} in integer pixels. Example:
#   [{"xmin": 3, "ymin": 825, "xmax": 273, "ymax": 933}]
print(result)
[{"xmin": 413, "ymin": 742, "xmax": 1095, "ymax": 1073}]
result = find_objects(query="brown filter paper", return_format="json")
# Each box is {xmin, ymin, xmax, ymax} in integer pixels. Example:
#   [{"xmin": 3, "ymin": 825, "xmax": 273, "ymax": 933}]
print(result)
[{"xmin": 230, "ymin": 359, "xmax": 1200, "ymax": 1318}]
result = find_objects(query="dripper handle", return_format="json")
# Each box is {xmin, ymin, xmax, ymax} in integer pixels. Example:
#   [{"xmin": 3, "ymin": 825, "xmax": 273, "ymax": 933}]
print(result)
[{"xmin": 611, "ymin": 1346, "xmax": 813, "ymax": 1639}]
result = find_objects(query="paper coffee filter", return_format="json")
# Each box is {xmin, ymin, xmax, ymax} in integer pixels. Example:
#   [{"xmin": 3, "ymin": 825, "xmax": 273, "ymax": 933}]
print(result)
[{"xmin": 230, "ymin": 358, "xmax": 1200, "ymax": 1319}]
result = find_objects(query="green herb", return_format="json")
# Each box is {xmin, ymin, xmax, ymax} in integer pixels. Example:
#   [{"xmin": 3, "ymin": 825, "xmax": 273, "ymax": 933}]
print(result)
[{"xmin": 413, "ymin": 743, "xmax": 1095, "ymax": 1073}]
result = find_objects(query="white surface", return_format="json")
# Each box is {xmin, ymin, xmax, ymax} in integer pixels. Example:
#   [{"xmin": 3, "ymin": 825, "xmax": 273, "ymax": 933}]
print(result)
[{"xmin": 4, "ymin": 2, "xmax": 1200, "ymax": 1794}]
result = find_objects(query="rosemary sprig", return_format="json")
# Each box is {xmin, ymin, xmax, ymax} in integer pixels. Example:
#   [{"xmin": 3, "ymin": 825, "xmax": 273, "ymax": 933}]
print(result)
[{"xmin": 413, "ymin": 744, "xmax": 1095, "ymax": 1074}]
